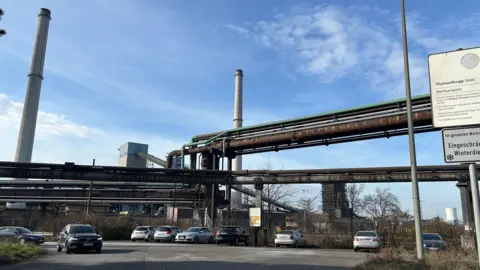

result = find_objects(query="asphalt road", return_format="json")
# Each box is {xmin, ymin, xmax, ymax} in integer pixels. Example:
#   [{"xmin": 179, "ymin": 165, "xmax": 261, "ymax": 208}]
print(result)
[{"xmin": 5, "ymin": 241, "xmax": 368, "ymax": 269}]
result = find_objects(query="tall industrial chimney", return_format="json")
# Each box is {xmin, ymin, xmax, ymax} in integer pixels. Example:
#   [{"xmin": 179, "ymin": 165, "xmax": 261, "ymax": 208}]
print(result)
[
  {"xmin": 8, "ymin": 8, "xmax": 51, "ymax": 209},
  {"xmin": 230, "ymin": 69, "xmax": 243, "ymax": 209},
  {"xmin": 232, "ymin": 69, "xmax": 243, "ymax": 170}
]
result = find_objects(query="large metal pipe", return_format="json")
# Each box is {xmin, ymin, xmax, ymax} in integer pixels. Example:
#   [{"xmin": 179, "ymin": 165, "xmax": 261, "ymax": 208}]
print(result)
[
  {"xmin": 0, "ymin": 180, "xmax": 185, "ymax": 188},
  {"xmin": 0, "ymin": 199, "xmax": 195, "ymax": 204},
  {"xmin": 166, "ymin": 110, "xmax": 433, "ymax": 163},
  {"xmin": 0, "ymin": 166, "xmax": 469, "ymax": 184},
  {"xmin": 9, "ymin": 8, "xmax": 51, "ymax": 209},
  {"xmin": 192, "ymin": 94, "xmax": 432, "ymax": 142}
]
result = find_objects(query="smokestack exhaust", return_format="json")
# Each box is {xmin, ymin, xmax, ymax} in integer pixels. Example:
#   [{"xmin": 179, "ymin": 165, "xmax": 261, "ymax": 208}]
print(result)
[{"xmin": 9, "ymin": 8, "xmax": 51, "ymax": 209}]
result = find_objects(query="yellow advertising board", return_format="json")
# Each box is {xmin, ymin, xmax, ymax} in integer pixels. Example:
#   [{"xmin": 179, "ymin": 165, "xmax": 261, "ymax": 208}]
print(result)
[{"xmin": 249, "ymin": 207, "xmax": 261, "ymax": 227}]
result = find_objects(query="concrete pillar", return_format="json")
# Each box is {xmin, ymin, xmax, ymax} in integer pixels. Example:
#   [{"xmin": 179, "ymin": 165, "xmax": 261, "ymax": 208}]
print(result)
[
  {"xmin": 458, "ymin": 181, "xmax": 474, "ymax": 230},
  {"xmin": 189, "ymin": 154, "xmax": 197, "ymax": 170},
  {"xmin": 201, "ymin": 152, "xmax": 219, "ymax": 227}
]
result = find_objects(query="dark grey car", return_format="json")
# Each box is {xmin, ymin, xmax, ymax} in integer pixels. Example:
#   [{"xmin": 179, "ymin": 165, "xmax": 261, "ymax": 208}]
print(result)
[
  {"xmin": 0, "ymin": 226, "xmax": 45, "ymax": 245},
  {"xmin": 423, "ymin": 233, "xmax": 446, "ymax": 250},
  {"xmin": 57, "ymin": 224, "xmax": 103, "ymax": 254}
]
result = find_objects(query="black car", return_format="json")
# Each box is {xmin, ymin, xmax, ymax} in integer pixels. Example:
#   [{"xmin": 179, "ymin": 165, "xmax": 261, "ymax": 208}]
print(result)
[
  {"xmin": 215, "ymin": 225, "xmax": 249, "ymax": 246},
  {"xmin": 57, "ymin": 224, "xmax": 103, "ymax": 254},
  {"xmin": 0, "ymin": 226, "xmax": 45, "ymax": 245}
]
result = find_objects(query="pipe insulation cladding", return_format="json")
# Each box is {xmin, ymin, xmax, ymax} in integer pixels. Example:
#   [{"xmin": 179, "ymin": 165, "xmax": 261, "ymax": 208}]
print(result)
[{"xmin": 166, "ymin": 110, "xmax": 433, "ymax": 166}]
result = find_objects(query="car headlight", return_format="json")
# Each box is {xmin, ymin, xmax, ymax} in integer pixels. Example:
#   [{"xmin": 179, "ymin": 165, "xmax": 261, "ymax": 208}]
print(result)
[
  {"xmin": 97, "ymin": 237, "xmax": 103, "ymax": 241},
  {"xmin": 70, "ymin": 237, "xmax": 78, "ymax": 241}
]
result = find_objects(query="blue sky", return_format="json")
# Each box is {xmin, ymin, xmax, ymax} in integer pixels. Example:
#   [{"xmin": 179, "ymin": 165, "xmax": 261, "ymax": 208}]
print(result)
[{"xmin": 1, "ymin": 0, "xmax": 479, "ymax": 220}]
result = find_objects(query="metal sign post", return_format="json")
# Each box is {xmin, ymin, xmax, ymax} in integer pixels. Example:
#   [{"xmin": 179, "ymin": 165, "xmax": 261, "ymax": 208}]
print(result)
[
  {"xmin": 469, "ymin": 163, "xmax": 480, "ymax": 264},
  {"xmin": 430, "ymin": 43, "xmax": 480, "ymax": 267},
  {"xmin": 442, "ymin": 128, "xmax": 480, "ymax": 264},
  {"xmin": 400, "ymin": 0, "xmax": 424, "ymax": 260}
]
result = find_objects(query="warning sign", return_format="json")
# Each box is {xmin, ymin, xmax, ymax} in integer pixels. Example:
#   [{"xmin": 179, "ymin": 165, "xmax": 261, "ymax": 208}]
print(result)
[
  {"xmin": 442, "ymin": 127, "xmax": 480, "ymax": 163},
  {"xmin": 249, "ymin": 207, "xmax": 261, "ymax": 227}
]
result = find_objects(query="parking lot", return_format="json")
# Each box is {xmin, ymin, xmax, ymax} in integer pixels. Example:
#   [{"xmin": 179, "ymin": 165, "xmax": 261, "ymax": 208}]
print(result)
[{"xmin": 5, "ymin": 241, "xmax": 368, "ymax": 269}]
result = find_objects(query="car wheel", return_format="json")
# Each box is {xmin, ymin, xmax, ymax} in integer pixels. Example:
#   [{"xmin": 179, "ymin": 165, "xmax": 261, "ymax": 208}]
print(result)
[
  {"xmin": 275, "ymin": 244, "xmax": 280, "ymax": 247},
  {"xmin": 66, "ymin": 249, "xmax": 71, "ymax": 254},
  {"xmin": 131, "ymin": 239, "xmax": 135, "ymax": 242},
  {"xmin": 194, "ymin": 236, "xmax": 199, "ymax": 244},
  {"xmin": 244, "ymin": 238, "xmax": 249, "ymax": 246},
  {"xmin": 216, "ymin": 241, "xmax": 220, "ymax": 245},
  {"xmin": 354, "ymin": 247, "xmax": 359, "ymax": 252},
  {"xmin": 208, "ymin": 236, "xmax": 214, "ymax": 244},
  {"xmin": 95, "ymin": 248, "xmax": 102, "ymax": 253},
  {"xmin": 56, "ymin": 246, "xmax": 62, "ymax": 252}
]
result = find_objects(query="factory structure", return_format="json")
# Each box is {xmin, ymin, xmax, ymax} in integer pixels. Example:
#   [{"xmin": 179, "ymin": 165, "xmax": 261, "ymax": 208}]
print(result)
[{"xmin": 445, "ymin": 207, "xmax": 459, "ymax": 226}]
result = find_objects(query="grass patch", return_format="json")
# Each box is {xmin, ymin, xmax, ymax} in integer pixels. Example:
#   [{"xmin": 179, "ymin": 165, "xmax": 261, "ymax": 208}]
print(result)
[
  {"xmin": 354, "ymin": 248, "xmax": 480, "ymax": 270},
  {"xmin": 0, "ymin": 243, "xmax": 42, "ymax": 265}
]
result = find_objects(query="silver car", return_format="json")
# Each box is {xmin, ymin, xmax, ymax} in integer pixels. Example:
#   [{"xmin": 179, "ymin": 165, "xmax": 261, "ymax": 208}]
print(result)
[
  {"xmin": 154, "ymin": 226, "xmax": 182, "ymax": 242},
  {"xmin": 353, "ymin": 231, "xmax": 381, "ymax": 252},
  {"xmin": 423, "ymin": 233, "xmax": 446, "ymax": 250},
  {"xmin": 130, "ymin": 226, "xmax": 155, "ymax": 242},
  {"xmin": 175, "ymin": 227, "xmax": 214, "ymax": 244}
]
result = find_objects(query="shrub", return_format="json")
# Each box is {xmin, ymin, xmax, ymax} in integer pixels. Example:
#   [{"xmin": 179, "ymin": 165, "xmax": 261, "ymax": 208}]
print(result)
[
  {"xmin": 0, "ymin": 243, "xmax": 41, "ymax": 265},
  {"xmin": 355, "ymin": 247, "xmax": 479, "ymax": 270}
]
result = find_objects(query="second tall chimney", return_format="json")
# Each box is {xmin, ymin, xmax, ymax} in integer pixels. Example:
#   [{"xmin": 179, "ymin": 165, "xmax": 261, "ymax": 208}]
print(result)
[{"xmin": 232, "ymin": 69, "xmax": 243, "ymax": 171}]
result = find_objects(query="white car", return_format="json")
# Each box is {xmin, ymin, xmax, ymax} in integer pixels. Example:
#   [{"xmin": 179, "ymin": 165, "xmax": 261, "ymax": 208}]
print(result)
[
  {"xmin": 154, "ymin": 226, "xmax": 182, "ymax": 242},
  {"xmin": 274, "ymin": 229, "xmax": 307, "ymax": 247},
  {"xmin": 175, "ymin": 227, "xmax": 214, "ymax": 244},
  {"xmin": 353, "ymin": 231, "xmax": 381, "ymax": 252},
  {"xmin": 130, "ymin": 226, "xmax": 155, "ymax": 242}
]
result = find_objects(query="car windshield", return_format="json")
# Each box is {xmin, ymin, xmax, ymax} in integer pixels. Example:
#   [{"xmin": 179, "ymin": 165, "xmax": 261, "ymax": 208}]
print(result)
[
  {"xmin": 16, "ymin": 228, "xmax": 32, "ymax": 234},
  {"xmin": 70, "ymin": 226, "xmax": 95, "ymax": 234},
  {"xmin": 185, "ymin": 227, "xmax": 200, "ymax": 232},
  {"xmin": 135, "ymin": 226, "xmax": 149, "ymax": 231},
  {"xmin": 356, "ymin": 231, "xmax": 377, "ymax": 237},
  {"xmin": 156, "ymin": 227, "xmax": 171, "ymax": 231},
  {"xmin": 423, "ymin": 234, "xmax": 441, "ymax": 240},
  {"xmin": 278, "ymin": 230, "xmax": 294, "ymax": 235},
  {"xmin": 220, "ymin": 227, "xmax": 236, "ymax": 232}
]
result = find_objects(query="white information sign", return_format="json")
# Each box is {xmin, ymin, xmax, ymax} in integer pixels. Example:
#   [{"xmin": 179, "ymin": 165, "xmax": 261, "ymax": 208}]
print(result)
[
  {"xmin": 442, "ymin": 127, "xmax": 480, "ymax": 163},
  {"xmin": 249, "ymin": 207, "xmax": 261, "ymax": 227},
  {"xmin": 429, "ymin": 47, "xmax": 480, "ymax": 128}
]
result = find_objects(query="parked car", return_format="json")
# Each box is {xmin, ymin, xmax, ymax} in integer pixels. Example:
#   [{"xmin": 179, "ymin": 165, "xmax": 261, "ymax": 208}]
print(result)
[
  {"xmin": 215, "ymin": 225, "xmax": 249, "ymax": 246},
  {"xmin": 56, "ymin": 224, "xmax": 103, "ymax": 254},
  {"xmin": 154, "ymin": 226, "xmax": 182, "ymax": 242},
  {"xmin": 131, "ymin": 226, "xmax": 156, "ymax": 242},
  {"xmin": 274, "ymin": 229, "xmax": 307, "ymax": 247},
  {"xmin": 423, "ymin": 233, "xmax": 446, "ymax": 251},
  {"xmin": 175, "ymin": 227, "xmax": 214, "ymax": 244},
  {"xmin": 0, "ymin": 226, "xmax": 45, "ymax": 245},
  {"xmin": 353, "ymin": 231, "xmax": 381, "ymax": 252}
]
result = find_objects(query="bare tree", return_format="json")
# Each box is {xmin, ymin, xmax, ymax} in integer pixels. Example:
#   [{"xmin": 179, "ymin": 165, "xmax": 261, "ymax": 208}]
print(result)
[
  {"xmin": 297, "ymin": 195, "xmax": 320, "ymax": 232},
  {"xmin": 0, "ymin": 9, "xmax": 5, "ymax": 37},
  {"xmin": 258, "ymin": 160, "xmax": 298, "ymax": 211},
  {"xmin": 346, "ymin": 183, "xmax": 365, "ymax": 216},
  {"xmin": 362, "ymin": 187, "xmax": 400, "ymax": 221}
]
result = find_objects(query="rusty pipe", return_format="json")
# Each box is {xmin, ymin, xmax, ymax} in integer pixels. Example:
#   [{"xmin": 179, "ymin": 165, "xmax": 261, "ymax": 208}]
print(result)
[{"xmin": 167, "ymin": 110, "xmax": 433, "ymax": 163}]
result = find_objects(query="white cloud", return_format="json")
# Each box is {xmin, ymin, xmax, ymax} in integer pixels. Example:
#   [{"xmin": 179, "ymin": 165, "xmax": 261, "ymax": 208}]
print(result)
[{"xmin": 227, "ymin": 5, "xmax": 479, "ymax": 98}]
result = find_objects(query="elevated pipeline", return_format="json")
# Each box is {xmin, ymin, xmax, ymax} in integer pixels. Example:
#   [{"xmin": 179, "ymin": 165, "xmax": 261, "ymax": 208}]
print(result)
[{"xmin": 166, "ymin": 110, "xmax": 434, "ymax": 167}]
